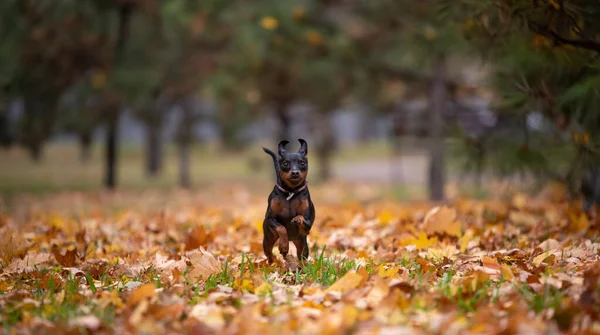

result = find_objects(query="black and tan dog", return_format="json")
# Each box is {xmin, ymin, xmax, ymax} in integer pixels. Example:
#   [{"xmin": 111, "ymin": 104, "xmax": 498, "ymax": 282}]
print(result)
[{"xmin": 262, "ymin": 139, "xmax": 315, "ymax": 264}]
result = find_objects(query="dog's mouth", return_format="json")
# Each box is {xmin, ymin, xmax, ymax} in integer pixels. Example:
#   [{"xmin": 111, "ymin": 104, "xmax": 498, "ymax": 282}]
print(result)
[{"xmin": 288, "ymin": 176, "xmax": 303, "ymax": 184}]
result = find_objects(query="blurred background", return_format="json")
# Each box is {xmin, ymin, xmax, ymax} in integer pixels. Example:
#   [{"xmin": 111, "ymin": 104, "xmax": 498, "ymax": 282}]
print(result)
[{"xmin": 0, "ymin": 0, "xmax": 599, "ymax": 201}]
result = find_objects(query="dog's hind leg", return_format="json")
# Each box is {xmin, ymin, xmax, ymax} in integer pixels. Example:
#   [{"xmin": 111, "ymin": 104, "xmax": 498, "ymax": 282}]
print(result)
[
  {"xmin": 263, "ymin": 229, "xmax": 277, "ymax": 264},
  {"xmin": 292, "ymin": 237, "xmax": 309, "ymax": 262}
]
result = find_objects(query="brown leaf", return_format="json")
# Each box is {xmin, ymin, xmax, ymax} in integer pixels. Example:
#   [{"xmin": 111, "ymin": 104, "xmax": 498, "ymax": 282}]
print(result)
[
  {"xmin": 0, "ymin": 225, "xmax": 30, "ymax": 263},
  {"xmin": 188, "ymin": 247, "xmax": 222, "ymax": 281},
  {"xmin": 185, "ymin": 225, "xmax": 214, "ymax": 251},
  {"xmin": 5, "ymin": 252, "xmax": 53, "ymax": 274},
  {"xmin": 423, "ymin": 206, "xmax": 461, "ymax": 237},
  {"xmin": 52, "ymin": 245, "xmax": 78, "ymax": 267}
]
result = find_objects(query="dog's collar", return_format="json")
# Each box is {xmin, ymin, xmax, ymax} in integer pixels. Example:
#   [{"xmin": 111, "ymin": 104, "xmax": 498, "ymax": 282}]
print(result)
[{"xmin": 276, "ymin": 181, "xmax": 308, "ymax": 201}]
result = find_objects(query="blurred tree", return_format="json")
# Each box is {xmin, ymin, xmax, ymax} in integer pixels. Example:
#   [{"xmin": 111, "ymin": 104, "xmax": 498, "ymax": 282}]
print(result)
[
  {"xmin": 57, "ymin": 77, "xmax": 102, "ymax": 163},
  {"xmin": 439, "ymin": 0, "xmax": 600, "ymax": 194},
  {"xmin": 348, "ymin": 0, "xmax": 470, "ymax": 200},
  {"xmin": 160, "ymin": 0, "xmax": 234, "ymax": 188},
  {"xmin": 2, "ymin": 0, "xmax": 111, "ymax": 161}
]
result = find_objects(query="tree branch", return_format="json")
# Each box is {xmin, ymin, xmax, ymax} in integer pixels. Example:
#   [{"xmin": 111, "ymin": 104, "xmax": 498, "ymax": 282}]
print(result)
[{"xmin": 529, "ymin": 22, "xmax": 600, "ymax": 53}]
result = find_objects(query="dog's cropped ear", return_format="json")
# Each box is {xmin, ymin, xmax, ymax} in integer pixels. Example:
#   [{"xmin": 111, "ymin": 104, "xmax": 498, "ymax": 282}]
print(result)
[
  {"xmin": 298, "ymin": 139, "xmax": 308, "ymax": 156},
  {"xmin": 278, "ymin": 140, "xmax": 290, "ymax": 157}
]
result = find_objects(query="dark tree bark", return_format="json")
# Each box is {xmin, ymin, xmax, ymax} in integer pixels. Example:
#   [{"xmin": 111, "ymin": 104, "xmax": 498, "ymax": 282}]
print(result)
[
  {"xmin": 314, "ymin": 111, "xmax": 335, "ymax": 181},
  {"xmin": 391, "ymin": 111, "xmax": 406, "ymax": 185},
  {"xmin": 428, "ymin": 54, "xmax": 447, "ymax": 202},
  {"xmin": 104, "ymin": 2, "xmax": 134, "ymax": 190},
  {"xmin": 146, "ymin": 122, "xmax": 162, "ymax": 177},
  {"xmin": 178, "ymin": 96, "xmax": 194, "ymax": 188},
  {"xmin": 105, "ymin": 111, "xmax": 119, "ymax": 189},
  {"xmin": 79, "ymin": 132, "xmax": 92, "ymax": 164},
  {"xmin": 22, "ymin": 94, "xmax": 57, "ymax": 163},
  {"xmin": 275, "ymin": 101, "xmax": 291, "ymax": 142}
]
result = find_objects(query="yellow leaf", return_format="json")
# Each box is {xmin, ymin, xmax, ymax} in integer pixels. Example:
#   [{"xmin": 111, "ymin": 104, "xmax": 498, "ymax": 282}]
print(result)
[
  {"xmin": 326, "ymin": 271, "xmax": 365, "ymax": 293},
  {"xmin": 253, "ymin": 220, "xmax": 263, "ymax": 233},
  {"xmin": 500, "ymin": 264, "xmax": 514, "ymax": 281},
  {"xmin": 511, "ymin": 193, "xmax": 528, "ymax": 210},
  {"xmin": 260, "ymin": 16, "xmax": 278, "ymax": 30},
  {"xmin": 532, "ymin": 249, "xmax": 556, "ymax": 267},
  {"xmin": 377, "ymin": 210, "xmax": 394, "ymax": 225},
  {"xmin": 459, "ymin": 230, "xmax": 474, "ymax": 252},
  {"xmin": 426, "ymin": 245, "xmax": 458, "ymax": 262},
  {"xmin": 399, "ymin": 232, "xmax": 438, "ymax": 250},
  {"xmin": 306, "ymin": 30, "xmax": 323, "ymax": 46},
  {"xmin": 569, "ymin": 212, "xmax": 589, "ymax": 233},
  {"xmin": 255, "ymin": 282, "xmax": 272, "ymax": 296},
  {"xmin": 91, "ymin": 71, "xmax": 107, "ymax": 89},
  {"xmin": 127, "ymin": 283, "xmax": 157, "ymax": 308},
  {"xmin": 377, "ymin": 265, "xmax": 399, "ymax": 278},
  {"xmin": 340, "ymin": 305, "xmax": 359, "ymax": 328}
]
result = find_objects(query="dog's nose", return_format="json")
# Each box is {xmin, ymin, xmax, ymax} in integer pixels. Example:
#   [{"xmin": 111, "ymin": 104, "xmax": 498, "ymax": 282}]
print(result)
[{"xmin": 291, "ymin": 170, "xmax": 300, "ymax": 177}]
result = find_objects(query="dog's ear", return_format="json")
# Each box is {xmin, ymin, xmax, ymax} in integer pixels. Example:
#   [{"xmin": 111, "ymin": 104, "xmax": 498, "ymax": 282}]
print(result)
[
  {"xmin": 278, "ymin": 140, "xmax": 289, "ymax": 157},
  {"xmin": 298, "ymin": 139, "xmax": 308, "ymax": 156}
]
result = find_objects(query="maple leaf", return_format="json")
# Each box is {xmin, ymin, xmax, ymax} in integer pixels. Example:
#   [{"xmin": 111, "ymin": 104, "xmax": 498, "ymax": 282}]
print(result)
[
  {"xmin": 423, "ymin": 206, "xmax": 461, "ymax": 237},
  {"xmin": 188, "ymin": 247, "xmax": 222, "ymax": 281},
  {"xmin": 399, "ymin": 232, "xmax": 438, "ymax": 250}
]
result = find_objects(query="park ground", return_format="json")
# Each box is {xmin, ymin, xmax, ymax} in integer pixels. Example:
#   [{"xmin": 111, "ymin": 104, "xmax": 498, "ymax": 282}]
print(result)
[{"xmin": 1, "ymin": 142, "xmax": 599, "ymax": 334}]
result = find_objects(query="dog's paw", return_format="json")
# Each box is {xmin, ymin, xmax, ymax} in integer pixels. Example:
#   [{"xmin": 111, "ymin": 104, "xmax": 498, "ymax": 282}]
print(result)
[
  {"xmin": 278, "ymin": 239, "xmax": 289, "ymax": 256},
  {"xmin": 291, "ymin": 216, "xmax": 309, "ymax": 236}
]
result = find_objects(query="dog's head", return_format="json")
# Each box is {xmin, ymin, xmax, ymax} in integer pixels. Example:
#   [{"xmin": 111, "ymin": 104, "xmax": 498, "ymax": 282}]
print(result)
[{"xmin": 276, "ymin": 139, "xmax": 308, "ymax": 188}]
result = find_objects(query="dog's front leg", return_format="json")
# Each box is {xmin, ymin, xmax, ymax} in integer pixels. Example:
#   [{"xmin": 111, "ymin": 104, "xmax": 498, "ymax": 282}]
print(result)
[
  {"xmin": 292, "ymin": 203, "xmax": 315, "ymax": 236},
  {"xmin": 265, "ymin": 218, "xmax": 289, "ymax": 257}
]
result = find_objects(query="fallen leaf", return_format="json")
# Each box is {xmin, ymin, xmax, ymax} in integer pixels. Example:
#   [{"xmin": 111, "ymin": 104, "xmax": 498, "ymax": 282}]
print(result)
[
  {"xmin": 127, "ymin": 283, "xmax": 157, "ymax": 308},
  {"xmin": 423, "ymin": 206, "xmax": 460, "ymax": 237},
  {"xmin": 69, "ymin": 315, "xmax": 101, "ymax": 331},
  {"xmin": 326, "ymin": 271, "xmax": 366, "ymax": 294},
  {"xmin": 188, "ymin": 247, "xmax": 222, "ymax": 281}
]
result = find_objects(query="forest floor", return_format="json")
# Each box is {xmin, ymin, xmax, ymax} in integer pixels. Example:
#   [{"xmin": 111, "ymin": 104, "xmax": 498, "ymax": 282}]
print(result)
[{"xmin": 1, "ymin": 180, "xmax": 600, "ymax": 334}]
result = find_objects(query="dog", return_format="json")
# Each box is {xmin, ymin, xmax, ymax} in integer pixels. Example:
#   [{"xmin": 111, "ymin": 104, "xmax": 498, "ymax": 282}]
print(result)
[{"xmin": 262, "ymin": 139, "xmax": 315, "ymax": 264}]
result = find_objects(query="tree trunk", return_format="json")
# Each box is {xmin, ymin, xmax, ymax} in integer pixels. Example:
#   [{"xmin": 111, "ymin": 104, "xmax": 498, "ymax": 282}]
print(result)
[
  {"xmin": 79, "ymin": 132, "xmax": 92, "ymax": 164},
  {"xmin": 146, "ymin": 122, "xmax": 162, "ymax": 177},
  {"xmin": 178, "ymin": 96, "xmax": 194, "ymax": 188},
  {"xmin": 103, "ymin": 2, "xmax": 133, "ymax": 190},
  {"xmin": 315, "ymin": 112, "xmax": 335, "ymax": 181},
  {"xmin": 391, "ymin": 112, "xmax": 405, "ymax": 185},
  {"xmin": 275, "ymin": 101, "xmax": 291, "ymax": 141},
  {"xmin": 105, "ymin": 112, "xmax": 118, "ymax": 189},
  {"xmin": 428, "ymin": 54, "xmax": 447, "ymax": 201},
  {"xmin": 179, "ymin": 139, "xmax": 191, "ymax": 188},
  {"xmin": 29, "ymin": 142, "xmax": 43, "ymax": 162}
]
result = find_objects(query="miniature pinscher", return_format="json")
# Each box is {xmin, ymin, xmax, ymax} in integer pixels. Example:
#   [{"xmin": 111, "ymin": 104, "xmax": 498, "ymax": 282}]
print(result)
[{"xmin": 262, "ymin": 139, "xmax": 315, "ymax": 264}]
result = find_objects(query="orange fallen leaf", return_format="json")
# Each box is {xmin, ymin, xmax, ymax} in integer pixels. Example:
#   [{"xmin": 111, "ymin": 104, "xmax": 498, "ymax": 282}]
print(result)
[
  {"xmin": 326, "ymin": 271, "xmax": 366, "ymax": 294},
  {"xmin": 127, "ymin": 283, "xmax": 157, "ymax": 308},
  {"xmin": 423, "ymin": 206, "xmax": 461, "ymax": 237}
]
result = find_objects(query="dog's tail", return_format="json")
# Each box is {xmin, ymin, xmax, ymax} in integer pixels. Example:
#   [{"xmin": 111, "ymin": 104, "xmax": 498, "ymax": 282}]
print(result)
[{"xmin": 262, "ymin": 147, "xmax": 279, "ymax": 180}]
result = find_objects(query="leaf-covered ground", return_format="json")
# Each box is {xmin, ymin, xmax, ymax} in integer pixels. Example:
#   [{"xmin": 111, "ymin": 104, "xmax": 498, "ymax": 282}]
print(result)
[{"xmin": 1, "ymin": 183, "xmax": 600, "ymax": 335}]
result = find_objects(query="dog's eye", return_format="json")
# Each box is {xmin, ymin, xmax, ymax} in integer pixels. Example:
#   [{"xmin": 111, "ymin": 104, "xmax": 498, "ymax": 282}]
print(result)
[
  {"xmin": 299, "ymin": 161, "xmax": 306, "ymax": 167},
  {"xmin": 281, "ymin": 161, "xmax": 289, "ymax": 168}
]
